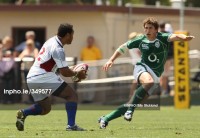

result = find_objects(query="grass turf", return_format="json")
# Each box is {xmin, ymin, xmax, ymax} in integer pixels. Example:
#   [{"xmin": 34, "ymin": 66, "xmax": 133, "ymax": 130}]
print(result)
[{"xmin": 1, "ymin": 105, "xmax": 200, "ymax": 138}]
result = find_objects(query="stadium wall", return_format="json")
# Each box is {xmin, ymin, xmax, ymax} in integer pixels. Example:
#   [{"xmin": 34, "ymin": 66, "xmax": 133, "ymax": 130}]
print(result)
[{"xmin": 0, "ymin": 5, "xmax": 199, "ymax": 66}]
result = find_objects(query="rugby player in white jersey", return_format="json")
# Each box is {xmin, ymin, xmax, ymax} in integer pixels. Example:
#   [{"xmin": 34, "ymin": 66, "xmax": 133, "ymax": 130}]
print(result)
[
  {"xmin": 98, "ymin": 17, "xmax": 194, "ymax": 129},
  {"xmin": 16, "ymin": 23, "xmax": 87, "ymax": 131}
]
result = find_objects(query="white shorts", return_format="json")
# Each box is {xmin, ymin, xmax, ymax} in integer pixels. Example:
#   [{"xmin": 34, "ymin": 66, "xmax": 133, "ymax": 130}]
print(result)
[
  {"xmin": 133, "ymin": 63, "xmax": 160, "ymax": 95},
  {"xmin": 27, "ymin": 72, "xmax": 65, "ymax": 102}
]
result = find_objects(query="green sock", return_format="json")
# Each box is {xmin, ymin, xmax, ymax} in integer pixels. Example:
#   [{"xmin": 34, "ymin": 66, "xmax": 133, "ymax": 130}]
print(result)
[
  {"xmin": 103, "ymin": 86, "xmax": 147, "ymax": 122},
  {"xmin": 104, "ymin": 104, "xmax": 128, "ymax": 122},
  {"xmin": 128, "ymin": 85, "xmax": 147, "ymax": 112}
]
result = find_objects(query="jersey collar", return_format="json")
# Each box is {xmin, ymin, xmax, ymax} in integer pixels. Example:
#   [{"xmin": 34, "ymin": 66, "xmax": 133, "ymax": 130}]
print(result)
[
  {"xmin": 148, "ymin": 39, "xmax": 158, "ymax": 43},
  {"xmin": 145, "ymin": 33, "xmax": 158, "ymax": 43},
  {"xmin": 55, "ymin": 36, "xmax": 63, "ymax": 48}
]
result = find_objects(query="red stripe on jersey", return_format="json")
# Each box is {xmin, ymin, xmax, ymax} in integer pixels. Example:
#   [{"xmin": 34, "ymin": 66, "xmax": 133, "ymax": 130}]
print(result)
[{"xmin": 40, "ymin": 57, "xmax": 56, "ymax": 72}]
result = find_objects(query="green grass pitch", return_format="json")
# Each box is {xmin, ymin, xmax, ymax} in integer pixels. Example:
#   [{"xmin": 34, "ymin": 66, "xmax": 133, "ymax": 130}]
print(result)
[{"xmin": 1, "ymin": 105, "xmax": 200, "ymax": 138}]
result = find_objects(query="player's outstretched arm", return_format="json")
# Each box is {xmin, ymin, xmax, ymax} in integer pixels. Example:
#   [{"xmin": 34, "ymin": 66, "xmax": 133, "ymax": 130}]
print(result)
[
  {"xmin": 169, "ymin": 34, "xmax": 195, "ymax": 42},
  {"xmin": 102, "ymin": 43, "xmax": 128, "ymax": 71}
]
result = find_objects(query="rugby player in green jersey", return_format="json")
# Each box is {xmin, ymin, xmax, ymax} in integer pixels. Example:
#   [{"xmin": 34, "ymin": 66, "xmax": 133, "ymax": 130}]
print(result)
[{"xmin": 98, "ymin": 17, "xmax": 194, "ymax": 129}]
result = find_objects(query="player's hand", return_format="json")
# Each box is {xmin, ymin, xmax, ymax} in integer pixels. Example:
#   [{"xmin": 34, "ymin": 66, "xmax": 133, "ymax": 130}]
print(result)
[
  {"xmin": 185, "ymin": 36, "xmax": 195, "ymax": 41},
  {"xmin": 77, "ymin": 70, "xmax": 87, "ymax": 80},
  {"xmin": 102, "ymin": 60, "xmax": 113, "ymax": 71},
  {"xmin": 69, "ymin": 65, "xmax": 75, "ymax": 70}
]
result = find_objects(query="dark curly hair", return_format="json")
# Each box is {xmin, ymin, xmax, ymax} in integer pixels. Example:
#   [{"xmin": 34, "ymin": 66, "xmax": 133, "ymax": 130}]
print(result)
[{"xmin": 57, "ymin": 23, "xmax": 74, "ymax": 38}]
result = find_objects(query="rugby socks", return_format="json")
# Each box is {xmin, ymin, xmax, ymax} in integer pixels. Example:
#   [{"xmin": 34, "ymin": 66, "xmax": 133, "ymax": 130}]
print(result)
[
  {"xmin": 23, "ymin": 103, "xmax": 43, "ymax": 116},
  {"xmin": 128, "ymin": 85, "xmax": 147, "ymax": 112},
  {"xmin": 103, "ymin": 86, "xmax": 147, "ymax": 122},
  {"xmin": 104, "ymin": 104, "xmax": 128, "ymax": 122},
  {"xmin": 65, "ymin": 102, "xmax": 77, "ymax": 126}
]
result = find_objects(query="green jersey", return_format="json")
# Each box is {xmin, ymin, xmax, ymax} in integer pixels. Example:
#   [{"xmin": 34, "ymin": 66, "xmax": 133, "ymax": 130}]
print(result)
[{"xmin": 126, "ymin": 32, "xmax": 172, "ymax": 77}]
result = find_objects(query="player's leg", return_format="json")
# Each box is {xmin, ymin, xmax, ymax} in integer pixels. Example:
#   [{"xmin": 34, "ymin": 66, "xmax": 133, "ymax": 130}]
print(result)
[
  {"xmin": 129, "ymin": 79, "xmax": 138, "ymax": 98},
  {"xmin": 98, "ymin": 82, "xmax": 141, "ymax": 128},
  {"xmin": 16, "ymin": 75, "xmax": 59, "ymax": 131},
  {"xmin": 98, "ymin": 64, "xmax": 148, "ymax": 128},
  {"xmin": 98, "ymin": 103, "xmax": 128, "ymax": 128},
  {"xmin": 124, "ymin": 62, "xmax": 160, "ymax": 121},
  {"xmin": 124, "ymin": 72, "xmax": 153, "ymax": 121},
  {"xmin": 53, "ymin": 82, "xmax": 85, "ymax": 131},
  {"xmin": 16, "ymin": 97, "xmax": 51, "ymax": 131}
]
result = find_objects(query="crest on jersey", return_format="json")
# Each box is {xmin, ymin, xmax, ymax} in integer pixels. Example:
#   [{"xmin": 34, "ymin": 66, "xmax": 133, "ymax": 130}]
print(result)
[{"xmin": 155, "ymin": 41, "xmax": 160, "ymax": 48}]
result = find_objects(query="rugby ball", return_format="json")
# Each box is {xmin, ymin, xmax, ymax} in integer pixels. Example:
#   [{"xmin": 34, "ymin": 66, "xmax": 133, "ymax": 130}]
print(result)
[
  {"xmin": 73, "ymin": 63, "xmax": 89, "ymax": 71},
  {"xmin": 71, "ymin": 63, "xmax": 89, "ymax": 82}
]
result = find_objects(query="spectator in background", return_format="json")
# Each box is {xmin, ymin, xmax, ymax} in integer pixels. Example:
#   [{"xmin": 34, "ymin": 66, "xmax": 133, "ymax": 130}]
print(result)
[
  {"xmin": 0, "ymin": 39, "xmax": 3, "ymax": 103},
  {"xmin": 15, "ymin": 31, "xmax": 41, "ymax": 57},
  {"xmin": 18, "ymin": 39, "xmax": 38, "ymax": 104},
  {"xmin": 0, "ymin": 39, "xmax": 3, "ymax": 60},
  {"xmin": 80, "ymin": 35, "xmax": 102, "ymax": 103},
  {"xmin": 128, "ymin": 32, "xmax": 142, "ymax": 98},
  {"xmin": 19, "ymin": 39, "xmax": 38, "ymax": 59},
  {"xmin": 0, "ymin": 36, "xmax": 15, "ymax": 104},
  {"xmin": 2, "ymin": 36, "xmax": 14, "ymax": 54},
  {"xmin": 19, "ymin": 39, "xmax": 39, "ymax": 78},
  {"xmin": 81, "ymin": 36, "xmax": 102, "ymax": 61},
  {"xmin": 159, "ymin": 22, "xmax": 174, "ymax": 96}
]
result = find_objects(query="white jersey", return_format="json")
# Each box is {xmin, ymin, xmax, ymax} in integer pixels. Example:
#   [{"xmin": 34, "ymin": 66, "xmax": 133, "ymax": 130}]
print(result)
[
  {"xmin": 26, "ymin": 36, "xmax": 68, "ymax": 102},
  {"xmin": 27, "ymin": 36, "xmax": 68, "ymax": 79}
]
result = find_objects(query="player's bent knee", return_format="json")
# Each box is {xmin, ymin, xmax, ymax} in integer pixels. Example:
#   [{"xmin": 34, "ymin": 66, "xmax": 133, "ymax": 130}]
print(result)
[
  {"xmin": 142, "ymin": 81, "xmax": 154, "ymax": 91},
  {"xmin": 140, "ymin": 72, "xmax": 154, "ymax": 83},
  {"xmin": 37, "ymin": 98, "xmax": 52, "ymax": 115},
  {"xmin": 41, "ymin": 105, "xmax": 51, "ymax": 115}
]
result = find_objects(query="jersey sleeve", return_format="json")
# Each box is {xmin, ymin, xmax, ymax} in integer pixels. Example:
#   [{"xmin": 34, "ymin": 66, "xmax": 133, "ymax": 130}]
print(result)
[
  {"xmin": 52, "ymin": 47, "xmax": 68, "ymax": 68},
  {"xmin": 158, "ymin": 32, "xmax": 172, "ymax": 43},
  {"xmin": 126, "ymin": 35, "xmax": 144, "ymax": 49}
]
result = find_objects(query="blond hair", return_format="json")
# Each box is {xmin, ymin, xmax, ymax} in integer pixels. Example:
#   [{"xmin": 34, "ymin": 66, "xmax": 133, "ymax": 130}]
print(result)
[
  {"xmin": 26, "ymin": 39, "xmax": 35, "ymax": 49},
  {"xmin": 2, "ymin": 36, "xmax": 12, "ymax": 45}
]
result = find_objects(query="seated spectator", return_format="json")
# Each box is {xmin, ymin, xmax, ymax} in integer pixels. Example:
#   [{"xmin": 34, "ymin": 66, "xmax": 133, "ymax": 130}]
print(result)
[
  {"xmin": 18, "ymin": 39, "xmax": 38, "ymax": 104},
  {"xmin": 80, "ymin": 35, "xmax": 102, "ymax": 103},
  {"xmin": 0, "ymin": 37, "xmax": 15, "ymax": 103},
  {"xmin": 19, "ymin": 39, "xmax": 38, "ymax": 59},
  {"xmin": 0, "ymin": 39, "xmax": 3, "ymax": 103},
  {"xmin": 15, "ymin": 31, "xmax": 41, "ymax": 57},
  {"xmin": 1, "ymin": 36, "xmax": 15, "ymax": 78},
  {"xmin": 2, "ymin": 36, "xmax": 14, "ymax": 54},
  {"xmin": 0, "ymin": 39, "xmax": 2, "ymax": 60},
  {"xmin": 19, "ymin": 39, "xmax": 38, "ymax": 78}
]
